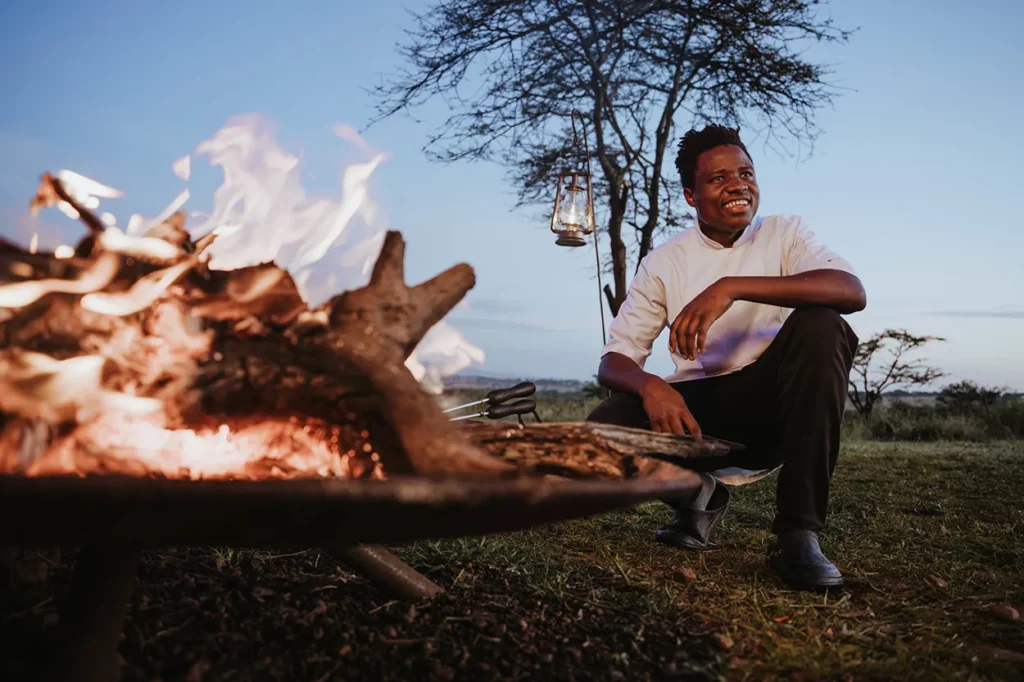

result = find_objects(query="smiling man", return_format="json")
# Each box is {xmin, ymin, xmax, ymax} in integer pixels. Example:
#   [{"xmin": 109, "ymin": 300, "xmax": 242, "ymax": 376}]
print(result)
[{"xmin": 587, "ymin": 124, "xmax": 866, "ymax": 591}]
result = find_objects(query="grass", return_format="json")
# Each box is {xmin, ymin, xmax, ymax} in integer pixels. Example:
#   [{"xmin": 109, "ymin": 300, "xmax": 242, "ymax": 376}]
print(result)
[{"xmin": 406, "ymin": 392, "xmax": 1024, "ymax": 680}]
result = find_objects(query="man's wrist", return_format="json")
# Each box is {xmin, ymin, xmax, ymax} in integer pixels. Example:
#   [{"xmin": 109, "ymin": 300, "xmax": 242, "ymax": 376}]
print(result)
[
  {"xmin": 636, "ymin": 373, "xmax": 665, "ymax": 399},
  {"xmin": 716, "ymin": 276, "xmax": 742, "ymax": 301}
]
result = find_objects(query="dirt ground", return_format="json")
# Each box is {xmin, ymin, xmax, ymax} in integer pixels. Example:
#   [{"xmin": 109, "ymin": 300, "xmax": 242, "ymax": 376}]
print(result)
[{"xmin": 1, "ymin": 547, "xmax": 723, "ymax": 682}]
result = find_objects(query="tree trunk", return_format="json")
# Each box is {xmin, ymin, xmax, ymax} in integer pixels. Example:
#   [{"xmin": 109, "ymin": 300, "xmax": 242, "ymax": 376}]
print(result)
[{"xmin": 604, "ymin": 179, "xmax": 630, "ymax": 317}]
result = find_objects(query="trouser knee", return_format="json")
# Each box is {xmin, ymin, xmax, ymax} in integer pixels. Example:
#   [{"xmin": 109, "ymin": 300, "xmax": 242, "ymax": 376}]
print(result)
[{"xmin": 783, "ymin": 307, "xmax": 858, "ymax": 368}]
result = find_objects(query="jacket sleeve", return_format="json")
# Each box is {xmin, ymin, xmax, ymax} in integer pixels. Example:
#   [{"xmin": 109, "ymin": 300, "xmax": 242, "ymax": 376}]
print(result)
[{"xmin": 600, "ymin": 257, "xmax": 668, "ymax": 369}]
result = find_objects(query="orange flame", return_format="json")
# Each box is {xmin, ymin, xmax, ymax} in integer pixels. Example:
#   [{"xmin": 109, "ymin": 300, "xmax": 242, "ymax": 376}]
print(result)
[
  {"xmin": 80, "ymin": 259, "xmax": 195, "ymax": 316},
  {"xmin": 0, "ymin": 253, "xmax": 120, "ymax": 309}
]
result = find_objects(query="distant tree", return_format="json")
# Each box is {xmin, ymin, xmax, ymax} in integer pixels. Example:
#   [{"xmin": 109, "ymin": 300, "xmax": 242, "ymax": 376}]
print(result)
[
  {"xmin": 370, "ymin": 0, "xmax": 853, "ymax": 316},
  {"xmin": 848, "ymin": 329, "xmax": 946, "ymax": 416},
  {"xmin": 936, "ymin": 380, "xmax": 1004, "ymax": 414},
  {"xmin": 582, "ymin": 374, "xmax": 612, "ymax": 400}
]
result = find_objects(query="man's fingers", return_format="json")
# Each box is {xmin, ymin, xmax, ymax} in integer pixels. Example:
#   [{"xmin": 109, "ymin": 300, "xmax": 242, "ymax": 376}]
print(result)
[
  {"xmin": 668, "ymin": 314, "xmax": 681, "ymax": 354},
  {"xmin": 696, "ymin": 317, "xmax": 710, "ymax": 356},
  {"xmin": 681, "ymin": 411, "xmax": 702, "ymax": 439},
  {"xmin": 670, "ymin": 307, "xmax": 715, "ymax": 360},
  {"xmin": 670, "ymin": 309, "xmax": 691, "ymax": 356},
  {"xmin": 683, "ymin": 315, "xmax": 701, "ymax": 360},
  {"xmin": 667, "ymin": 412, "xmax": 686, "ymax": 435}
]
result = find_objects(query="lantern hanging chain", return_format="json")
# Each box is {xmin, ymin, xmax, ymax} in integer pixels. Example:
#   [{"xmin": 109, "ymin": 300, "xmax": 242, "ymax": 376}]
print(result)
[{"xmin": 571, "ymin": 109, "xmax": 607, "ymax": 347}]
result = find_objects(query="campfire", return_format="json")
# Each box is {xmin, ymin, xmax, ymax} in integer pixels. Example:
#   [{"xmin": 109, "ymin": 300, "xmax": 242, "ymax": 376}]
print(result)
[
  {"xmin": 0, "ymin": 170, "xmax": 396, "ymax": 481},
  {"xmin": 0, "ymin": 119, "xmax": 470, "ymax": 480}
]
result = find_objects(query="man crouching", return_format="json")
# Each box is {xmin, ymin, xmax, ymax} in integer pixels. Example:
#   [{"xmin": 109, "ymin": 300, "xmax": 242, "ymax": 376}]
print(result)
[{"xmin": 587, "ymin": 124, "xmax": 866, "ymax": 591}]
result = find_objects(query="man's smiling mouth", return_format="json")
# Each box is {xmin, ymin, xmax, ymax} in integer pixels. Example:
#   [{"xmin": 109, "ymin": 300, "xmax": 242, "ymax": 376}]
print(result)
[{"xmin": 723, "ymin": 198, "xmax": 750, "ymax": 209}]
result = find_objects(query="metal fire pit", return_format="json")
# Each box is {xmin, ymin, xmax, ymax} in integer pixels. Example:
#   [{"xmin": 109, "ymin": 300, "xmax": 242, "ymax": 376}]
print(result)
[
  {"xmin": 0, "ymin": 473, "xmax": 700, "ymax": 547},
  {"xmin": 1, "ymin": 472, "xmax": 700, "ymax": 682}
]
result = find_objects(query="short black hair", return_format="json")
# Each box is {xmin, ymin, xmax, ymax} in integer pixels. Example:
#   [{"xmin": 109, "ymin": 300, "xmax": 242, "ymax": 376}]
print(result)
[{"xmin": 675, "ymin": 124, "xmax": 751, "ymax": 190}]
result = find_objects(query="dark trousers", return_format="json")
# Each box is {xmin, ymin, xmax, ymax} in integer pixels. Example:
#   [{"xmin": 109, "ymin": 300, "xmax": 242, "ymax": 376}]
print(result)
[{"xmin": 587, "ymin": 307, "xmax": 858, "ymax": 534}]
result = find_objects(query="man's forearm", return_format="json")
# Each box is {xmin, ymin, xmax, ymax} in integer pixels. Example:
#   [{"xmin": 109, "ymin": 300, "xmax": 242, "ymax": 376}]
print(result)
[
  {"xmin": 597, "ymin": 352, "xmax": 664, "ymax": 397},
  {"xmin": 721, "ymin": 269, "xmax": 866, "ymax": 314}
]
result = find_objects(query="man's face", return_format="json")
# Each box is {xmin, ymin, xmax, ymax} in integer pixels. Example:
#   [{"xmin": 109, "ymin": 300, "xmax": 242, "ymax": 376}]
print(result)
[{"xmin": 683, "ymin": 144, "xmax": 759, "ymax": 234}]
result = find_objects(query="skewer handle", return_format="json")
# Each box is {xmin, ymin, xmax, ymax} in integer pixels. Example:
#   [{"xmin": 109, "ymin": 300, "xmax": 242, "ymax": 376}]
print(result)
[
  {"xmin": 486, "ymin": 398, "xmax": 536, "ymax": 419},
  {"xmin": 486, "ymin": 381, "xmax": 536, "ymax": 404}
]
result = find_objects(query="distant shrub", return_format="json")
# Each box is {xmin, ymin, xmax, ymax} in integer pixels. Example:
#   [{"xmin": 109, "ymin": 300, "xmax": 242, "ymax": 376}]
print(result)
[
  {"xmin": 843, "ymin": 395, "xmax": 1024, "ymax": 442},
  {"xmin": 978, "ymin": 395, "xmax": 1024, "ymax": 439},
  {"xmin": 936, "ymin": 380, "xmax": 1004, "ymax": 414}
]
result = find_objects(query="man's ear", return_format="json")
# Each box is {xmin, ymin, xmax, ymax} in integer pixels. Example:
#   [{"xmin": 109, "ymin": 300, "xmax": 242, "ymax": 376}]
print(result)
[{"xmin": 683, "ymin": 187, "xmax": 696, "ymax": 209}]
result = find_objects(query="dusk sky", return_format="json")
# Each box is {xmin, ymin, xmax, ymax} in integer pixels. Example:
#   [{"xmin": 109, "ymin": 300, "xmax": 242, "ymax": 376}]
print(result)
[{"xmin": 2, "ymin": 0, "xmax": 1022, "ymax": 389}]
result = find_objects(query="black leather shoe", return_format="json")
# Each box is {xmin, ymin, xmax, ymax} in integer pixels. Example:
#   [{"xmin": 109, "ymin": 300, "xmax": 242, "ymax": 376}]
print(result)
[
  {"xmin": 655, "ymin": 474, "xmax": 730, "ymax": 549},
  {"xmin": 767, "ymin": 530, "xmax": 844, "ymax": 591}
]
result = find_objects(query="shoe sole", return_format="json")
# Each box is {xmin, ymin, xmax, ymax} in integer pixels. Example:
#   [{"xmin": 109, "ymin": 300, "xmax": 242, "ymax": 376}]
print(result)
[
  {"xmin": 778, "ymin": 575, "xmax": 844, "ymax": 592},
  {"xmin": 654, "ymin": 529, "xmax": 710, "ymax": 550}
]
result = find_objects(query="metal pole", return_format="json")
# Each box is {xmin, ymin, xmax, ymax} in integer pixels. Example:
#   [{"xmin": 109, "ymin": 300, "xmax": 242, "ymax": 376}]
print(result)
[
  {"xmin": 571, "ymin": 109, "xmax": 608, "ymax": 347},
  {"xmin": 593, "ymin": 219, "xmax": 607, "ymax": 347}
]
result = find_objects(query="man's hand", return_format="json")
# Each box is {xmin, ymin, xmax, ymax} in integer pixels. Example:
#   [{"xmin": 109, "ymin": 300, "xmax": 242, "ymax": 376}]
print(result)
[
  {"xmin": 639, "ymin": 376, "xmax": 702, "ymax": 438},
  {"xmin": 669, "ymin": 279, "xmax": 735, "ymax": 360}
]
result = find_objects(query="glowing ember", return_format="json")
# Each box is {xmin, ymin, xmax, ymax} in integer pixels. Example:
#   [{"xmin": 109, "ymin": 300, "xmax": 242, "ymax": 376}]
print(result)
[{"xmin": 3, "ymin": 415, "xmax": 384, "ymax": 481}]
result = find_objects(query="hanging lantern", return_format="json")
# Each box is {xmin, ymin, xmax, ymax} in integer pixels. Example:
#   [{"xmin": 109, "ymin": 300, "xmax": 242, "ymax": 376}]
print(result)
[
  {"xmin": 550, "ymin": 171, "xmax": 595, "ymax": 247},
  {"xmin": 550, "ymin": 110, "xmax": 596, "ymax": 248}
]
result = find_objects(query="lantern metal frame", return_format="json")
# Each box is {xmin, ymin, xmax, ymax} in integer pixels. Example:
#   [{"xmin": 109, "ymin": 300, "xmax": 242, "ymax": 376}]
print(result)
[
  {"xmin": 550, "ymin": 109, "xmax": 607, "ymax": 346},
  {"xmin": 550, "ymin": 171, "xmax": 595, "ymax": 247}
]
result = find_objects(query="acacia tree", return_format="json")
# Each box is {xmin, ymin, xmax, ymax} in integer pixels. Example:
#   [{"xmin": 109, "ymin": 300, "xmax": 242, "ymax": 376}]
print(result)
[
  {"xmin": 370, "ymin": 0, "xmax": 852, "ymax": 315},
  {"xmin": 848, "ymin": 329, "xmax": 946, "ymax": 416}
]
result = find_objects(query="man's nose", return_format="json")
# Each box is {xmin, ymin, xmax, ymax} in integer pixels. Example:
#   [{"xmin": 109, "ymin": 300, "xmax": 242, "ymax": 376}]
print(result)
[{"xmin": 724, "ymin": 178, "xmax": 747, "ymax": 193}]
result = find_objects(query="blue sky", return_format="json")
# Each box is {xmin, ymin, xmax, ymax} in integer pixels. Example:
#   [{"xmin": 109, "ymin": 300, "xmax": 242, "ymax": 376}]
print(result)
[{"xmin": 2, "ymin": 0, "xmax": 1022, "ymax": 389}]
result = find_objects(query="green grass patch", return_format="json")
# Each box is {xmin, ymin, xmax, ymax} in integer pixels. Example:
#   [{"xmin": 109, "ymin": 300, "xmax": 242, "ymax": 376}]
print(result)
[{"xmin": 397, "ymin": 439, "xmax": 1024, "ymax": 680}]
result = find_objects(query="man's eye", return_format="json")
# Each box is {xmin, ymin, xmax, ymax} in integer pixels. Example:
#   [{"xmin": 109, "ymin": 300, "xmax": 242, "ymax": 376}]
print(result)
[
  {"xmin": 742, "ymin": 171, "xmax": 754, "ymax": 178},
  {"xmin": 712, "ymin": 175, "xmax": 724, "ymax": 182}
]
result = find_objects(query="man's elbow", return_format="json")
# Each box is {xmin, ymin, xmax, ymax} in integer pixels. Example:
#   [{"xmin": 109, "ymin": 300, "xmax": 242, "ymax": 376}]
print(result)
[
  {"xmin": 596, "ymin": 354, "xmax": 612, "ymax": 387},
  {"xmin": 843, "ymin": 275, "xmax": 867, "ymax": 313}
]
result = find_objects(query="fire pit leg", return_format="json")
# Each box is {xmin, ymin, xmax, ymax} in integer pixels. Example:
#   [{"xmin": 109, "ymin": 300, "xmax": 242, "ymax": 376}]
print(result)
[
  {"xmin": 48, "ymin": 545, "xmax": 141, "ymax": 682},
  {"xmin": 330, "ymin": 544, "xmax": 443, "ymax": 600}
]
